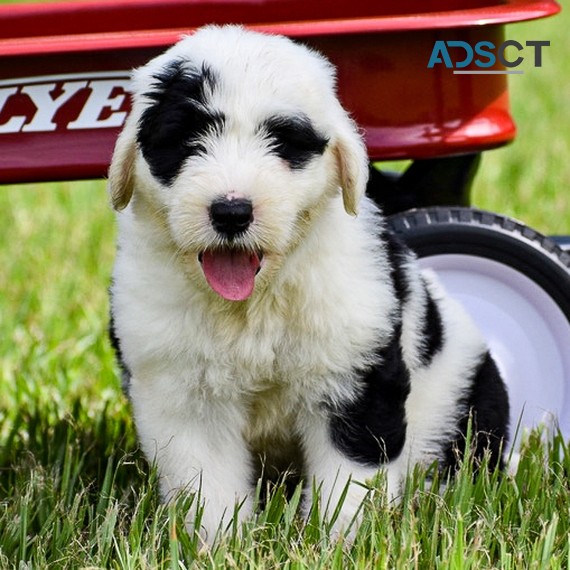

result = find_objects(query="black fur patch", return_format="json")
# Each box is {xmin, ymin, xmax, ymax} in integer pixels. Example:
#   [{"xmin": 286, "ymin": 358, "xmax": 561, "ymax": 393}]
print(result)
[
  {"xmin": 261, "ymin": 114, "xmax": 328, "ymax": 169},
  {"xmin": 417, "ymin": 287, "xmax": 444, "ymax": 367},
  {"xmin": 443, "ymin": 352, "xmax": 509, "ymax": 471},
  {"xmin": 381, "ymin": 229, "xmax": 413, "ymax": 305},
  {"xmin": 329, "ymin": 326, "xmax": 410, "ymax": 466},
  {"xmin": 108, "ymin": 312, "xmax": 132, "ymax": 395},
  {"xmin": 137, "ymin": 60, "xmax": 225, "ymax": 185},
  {"xmin": 382, "ymin": 229, "xmax": 444, "ymax": 366}
]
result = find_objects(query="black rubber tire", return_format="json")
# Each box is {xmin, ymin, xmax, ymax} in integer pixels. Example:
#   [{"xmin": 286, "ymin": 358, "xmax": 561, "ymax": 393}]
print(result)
[{"xmin": 386, "ymin": 207, "xmax": 570, "ymax": 324}]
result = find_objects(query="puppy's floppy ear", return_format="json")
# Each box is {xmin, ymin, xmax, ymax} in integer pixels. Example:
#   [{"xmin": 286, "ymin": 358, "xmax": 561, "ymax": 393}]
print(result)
[
  {"xmin": 333, "ymin": 120, "xmax": 369, "ymax": 217},
  {"xmin": 108, "ymin": 119, "xmax": 138, "ymax": 211}
]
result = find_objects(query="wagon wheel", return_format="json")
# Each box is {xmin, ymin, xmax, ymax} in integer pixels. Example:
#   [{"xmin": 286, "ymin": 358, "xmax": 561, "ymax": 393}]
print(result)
[{"xmin": 386, "ymin": 206, "xmax": 570, "ymax": 443}]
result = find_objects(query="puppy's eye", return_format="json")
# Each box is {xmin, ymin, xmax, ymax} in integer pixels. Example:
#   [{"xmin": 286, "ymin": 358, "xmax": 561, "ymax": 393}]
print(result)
[
  {"xmin": 137, "ymin": 61, "xmax": 225, "ymax": 186},
  {"xmin": 262, "ymin": 115, "xmax": 328, "ymax": 169}
]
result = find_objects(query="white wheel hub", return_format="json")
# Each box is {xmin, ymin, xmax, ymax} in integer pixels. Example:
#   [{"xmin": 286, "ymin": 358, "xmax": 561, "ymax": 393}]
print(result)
[{"xmin": 420, "ymin": 254, "xmax": 570, "ymax": 444}]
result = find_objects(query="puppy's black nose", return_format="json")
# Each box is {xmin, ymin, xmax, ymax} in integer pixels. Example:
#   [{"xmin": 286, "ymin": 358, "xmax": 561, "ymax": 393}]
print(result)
[{"xmin": 209, "ymin": 198, "xmax": 253, "ymax": 239}]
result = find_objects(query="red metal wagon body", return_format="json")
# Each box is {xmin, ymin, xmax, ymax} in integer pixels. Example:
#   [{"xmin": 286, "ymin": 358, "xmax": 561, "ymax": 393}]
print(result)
[{"xmin": 0, "ymin": 0, "xmax": 560, "ymax": 183}]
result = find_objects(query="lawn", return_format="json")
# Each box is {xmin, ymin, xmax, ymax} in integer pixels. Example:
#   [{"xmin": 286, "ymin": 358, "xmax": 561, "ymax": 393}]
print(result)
[{"xmin": 0, "ymin": 2, "xmax": 569, "ymax": 568}]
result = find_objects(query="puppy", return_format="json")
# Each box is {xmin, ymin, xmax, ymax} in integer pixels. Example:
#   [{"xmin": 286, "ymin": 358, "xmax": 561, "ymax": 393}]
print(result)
[{"xmin": 108, "ymin": 25, "xmax": 509, "ymax": 541}]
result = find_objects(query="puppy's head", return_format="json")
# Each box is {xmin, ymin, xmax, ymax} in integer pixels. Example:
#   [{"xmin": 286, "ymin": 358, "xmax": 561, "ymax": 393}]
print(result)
[{"xmin": 109, "ymin": 26, "xmax": 368, "ymax": 301}]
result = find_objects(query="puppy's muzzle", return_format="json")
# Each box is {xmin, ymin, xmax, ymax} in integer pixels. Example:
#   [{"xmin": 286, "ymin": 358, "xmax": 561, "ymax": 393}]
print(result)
[{"xmin": 210, "ymin": 198, "xmax": 253, "ymax": 240}]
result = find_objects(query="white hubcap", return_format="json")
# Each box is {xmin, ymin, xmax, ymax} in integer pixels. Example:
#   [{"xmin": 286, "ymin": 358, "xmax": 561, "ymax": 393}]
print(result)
[{"xmin": 420, "ymin": 254, "xmax": 570, "ymax": 444}]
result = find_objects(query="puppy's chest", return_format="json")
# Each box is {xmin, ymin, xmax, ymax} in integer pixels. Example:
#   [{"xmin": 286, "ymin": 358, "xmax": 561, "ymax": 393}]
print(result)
[
  {"xmin": 242, "ymin": 382, "xmax": 300, "ymax": 451},
  {"xmin": 213, "ymin": 325, "xmax": 338, "ymax": 394}
]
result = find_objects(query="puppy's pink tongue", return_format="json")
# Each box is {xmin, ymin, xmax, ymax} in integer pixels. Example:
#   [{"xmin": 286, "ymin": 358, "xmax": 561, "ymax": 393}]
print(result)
[{"xmin": 201, "ymin": 250, "xmax": 260, "ymax": 301}]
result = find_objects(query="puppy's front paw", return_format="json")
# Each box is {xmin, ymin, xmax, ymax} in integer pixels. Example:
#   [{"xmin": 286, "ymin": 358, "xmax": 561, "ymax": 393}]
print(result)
[
  {"xmin": 307, "ymin": 477, "xmax": 372, "ymax": 541},
  {"xmin": 183, "ymin": 492, "xmax": 254, "ymax": 546}
]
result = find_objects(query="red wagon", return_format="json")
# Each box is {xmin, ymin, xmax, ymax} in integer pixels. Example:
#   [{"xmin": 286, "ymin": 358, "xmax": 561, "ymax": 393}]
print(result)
[{"xmin": 0, "ymin": 0, "xmax": 567, "ymax": 444}]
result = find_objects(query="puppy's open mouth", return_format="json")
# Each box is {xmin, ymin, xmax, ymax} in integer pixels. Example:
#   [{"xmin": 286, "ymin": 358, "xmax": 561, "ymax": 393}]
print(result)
[{"xmin": 199, "ymin": 249, "xmax": 263, "ymax": 301}]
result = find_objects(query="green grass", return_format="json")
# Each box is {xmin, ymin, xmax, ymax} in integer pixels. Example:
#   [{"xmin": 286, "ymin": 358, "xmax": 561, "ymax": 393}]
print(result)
[{"xmin": 1, "ymin": 5, "xmax": 570, "ymax": 569}]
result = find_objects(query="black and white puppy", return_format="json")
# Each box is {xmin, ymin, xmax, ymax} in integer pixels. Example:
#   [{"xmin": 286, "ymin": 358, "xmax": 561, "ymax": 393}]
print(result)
[{"xmin": 108, "ymin": 25, "xmax": 509, "ymax": 541}]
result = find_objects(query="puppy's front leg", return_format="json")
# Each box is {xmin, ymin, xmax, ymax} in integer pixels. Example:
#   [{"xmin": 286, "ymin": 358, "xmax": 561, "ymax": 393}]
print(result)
[
  {"xmin": 131, "ymin": 382, "xmax": 253, "ymax": 543},
  {"xmin": 298, "ymin": 411, "xmax": 381, "ymax": 539}
]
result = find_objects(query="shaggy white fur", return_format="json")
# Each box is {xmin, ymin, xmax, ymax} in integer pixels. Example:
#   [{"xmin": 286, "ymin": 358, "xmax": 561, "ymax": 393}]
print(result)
[{"xmin": 108, "ymin": 25, "xmax": 509, "ymax": 543}]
